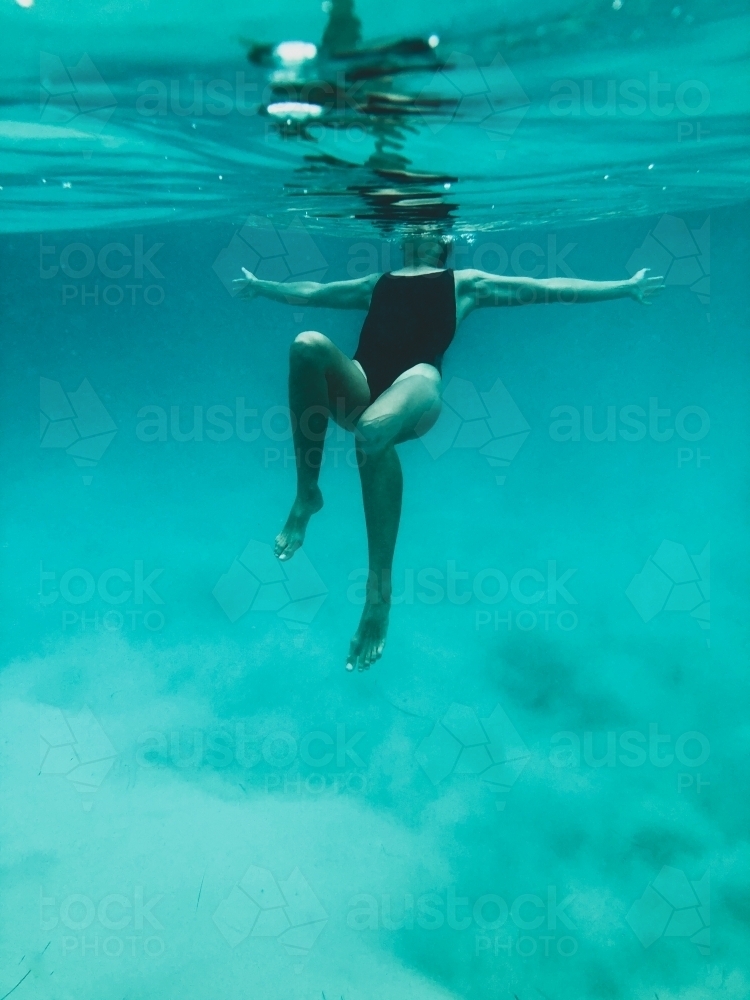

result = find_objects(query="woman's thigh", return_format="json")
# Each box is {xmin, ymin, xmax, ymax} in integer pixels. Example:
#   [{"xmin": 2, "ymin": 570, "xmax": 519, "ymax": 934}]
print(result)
[
  {"xmin": 293, "ymin": 331, "xmax": 371, "ymax": 430},
  {"xmin": 326, "ymin": 353, "xmax": 371, "ymax": 431},
  {"xmin": 356, "ymin": 363, "xmax": 442, "ymax": 452}
]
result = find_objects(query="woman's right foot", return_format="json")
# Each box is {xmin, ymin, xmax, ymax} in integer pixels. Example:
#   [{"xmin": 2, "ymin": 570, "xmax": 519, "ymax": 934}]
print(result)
[{"xmin": 274, "ymin": 488, "xmax": 323, "ymax": 560}]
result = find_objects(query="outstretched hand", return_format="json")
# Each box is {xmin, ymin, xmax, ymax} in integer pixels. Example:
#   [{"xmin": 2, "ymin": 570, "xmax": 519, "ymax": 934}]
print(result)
[
  {"xmin": 629, "ymin": 268, "xmax": 665, "ymax": 305},
  {"xmin": 232, "ymin": 267, "xmax": 259, "ymax": 299}
]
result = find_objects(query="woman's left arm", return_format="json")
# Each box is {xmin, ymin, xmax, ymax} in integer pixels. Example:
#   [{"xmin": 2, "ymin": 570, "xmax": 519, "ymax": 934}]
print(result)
[{"xmin": 456, "ymin": 267, "xmax": 665, "ymax": 315}]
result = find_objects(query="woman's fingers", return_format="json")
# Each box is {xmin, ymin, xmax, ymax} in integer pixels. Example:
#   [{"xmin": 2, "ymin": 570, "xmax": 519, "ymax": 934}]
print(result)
[
  {"xmin": 636, "ymin": 274, "xmax": 665, "ymax": 304},
  {"xmin": 232, "ymin": 270, "xmax": 257, "ymax": 298}
]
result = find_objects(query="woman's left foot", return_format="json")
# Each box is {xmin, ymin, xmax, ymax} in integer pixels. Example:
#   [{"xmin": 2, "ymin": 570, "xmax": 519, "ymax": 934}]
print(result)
[{"xmin": 346, "ymin": 599, "xmax": 390, "ymax": 672}]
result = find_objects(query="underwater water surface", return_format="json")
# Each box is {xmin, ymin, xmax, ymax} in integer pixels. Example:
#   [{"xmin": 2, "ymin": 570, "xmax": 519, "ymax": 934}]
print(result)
[{"xmin": 1, "ymin": 1, "xmax": 749, "ymax": 998}]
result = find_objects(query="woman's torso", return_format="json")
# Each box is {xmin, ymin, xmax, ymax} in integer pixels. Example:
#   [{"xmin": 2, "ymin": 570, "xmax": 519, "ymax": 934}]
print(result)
[{"xmin": 353, "ymin": 268, "xmax": 457, "ymax": 400}]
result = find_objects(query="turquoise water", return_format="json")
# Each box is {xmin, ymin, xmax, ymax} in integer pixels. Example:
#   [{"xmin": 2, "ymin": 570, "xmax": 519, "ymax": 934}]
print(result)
[{"xmin": 1, "ymin": 1, "xmax": 749, "ymax": 998}]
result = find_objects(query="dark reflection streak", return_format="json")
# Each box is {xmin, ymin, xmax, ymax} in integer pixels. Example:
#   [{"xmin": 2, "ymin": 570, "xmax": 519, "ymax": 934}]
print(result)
[{"xmin": 255, "ymin": 0, "xmax": 462, "ymax": 234}]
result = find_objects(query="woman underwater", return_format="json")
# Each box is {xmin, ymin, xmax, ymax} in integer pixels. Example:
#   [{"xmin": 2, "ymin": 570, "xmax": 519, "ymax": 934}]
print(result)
[{"xmin": 234, "ymin": 235, "xmax": 663, "ymax": 671}]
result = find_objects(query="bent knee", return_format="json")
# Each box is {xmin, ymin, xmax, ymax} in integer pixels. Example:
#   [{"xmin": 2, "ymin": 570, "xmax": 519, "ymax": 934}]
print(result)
[
  {"xmin": 291, "ymin": 330, "xmax": 330, "ymax": 360},
  {"xmin": 420, "ymin": 380, "xmax": 442, "ymax": 411},
  {"xmin": 394, "ymin": 362, "xmax": 441, "ymax": 386},
  {"xmin": 355, "ymin": 411, "xmax": 394, "ymax": 454}
]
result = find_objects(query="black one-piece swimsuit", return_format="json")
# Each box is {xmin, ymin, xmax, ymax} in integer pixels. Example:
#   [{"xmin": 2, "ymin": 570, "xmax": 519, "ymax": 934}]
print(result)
[{"xmin": 353, "ymin": 269, "xmax": 457, "ymax": 402}]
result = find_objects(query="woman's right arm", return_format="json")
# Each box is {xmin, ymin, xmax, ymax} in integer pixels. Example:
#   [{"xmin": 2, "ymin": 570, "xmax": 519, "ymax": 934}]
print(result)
[{"xmin": 233, "ymin": 269, "xmax": 379, "ymax": 309}]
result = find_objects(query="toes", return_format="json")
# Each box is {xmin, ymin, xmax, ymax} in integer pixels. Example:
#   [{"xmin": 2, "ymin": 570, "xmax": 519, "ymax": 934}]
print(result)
[
  {"xmin": 274, "ymin": 534, "xmax": 300, "ymax": 561},
  {"xmin": 347, "ymin": 619, "xmax": 388, "ymax": 673},
  {"xmin": 348, "ymin": 640, "xmax": 373, "ymax": 672},
  {"xmin": 346, "ymin": 637, "xmax": 361, "ymax": 672}
]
